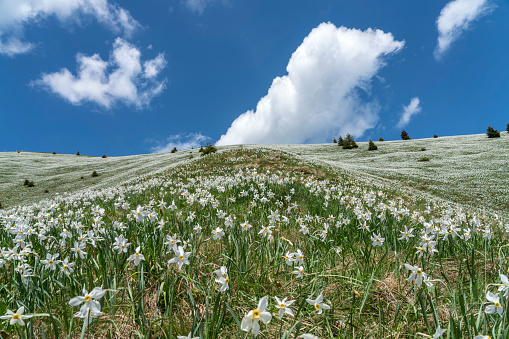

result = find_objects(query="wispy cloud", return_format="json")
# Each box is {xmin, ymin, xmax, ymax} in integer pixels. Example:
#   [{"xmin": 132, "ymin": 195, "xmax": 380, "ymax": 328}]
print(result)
[
  {"xmin": 34, "ymin": 38, "xmax": 166, "ymax": 109},
  {"xmin": 397, "ymin": 97, "xmax": 421, "ymax": 128},
  {"xmin": 183, "ymin": 0, "xmax": 228, "ymax": 14},
  {"xmin": 0, "ymin": 0, "xmax": 140, "ymax": 56},
  {"xmin": 216, "ymin": 22, "xmax": 404, "ymax": 146},
  {"xmin": 151, "ymin": 133, "xmax": 209, "ymax": 153},
  {"xmin": 434, "ymin": 0, "xmax": 493, "ymax": 59}
]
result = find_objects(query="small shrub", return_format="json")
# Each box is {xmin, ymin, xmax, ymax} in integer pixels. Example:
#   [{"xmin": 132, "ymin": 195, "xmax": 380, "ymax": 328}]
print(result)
[
  {"xmin": 420, "ymin": 147, "xmax": 426, "ymax": 151},
  {"xmin": 486, "ymin": 126, "xmax": 500, "ymax": 138},
  {"xmin": 91, "ymin": 170, "xmax": 99, "ymax": 177},
  {"xmin": 170, "ymin": 147, "xmax": 177, "ymax": 153},
  {"xmin": 0, "ymin": 201, "xmax": 2, "ymax": 209},
  {"xmin": 401, "ymin": 130, "xmax": 411, "ymax": 140},
  {"xmin": 102, "ymin": 155, "xmax": 107, "ymax": 158},
  {"xmin": 337, "ymin": 136, "xmax": 344, "ymax": 147},
  {"xmin": 506, "ymin": 123, "xmax": 509, "ymax": 133},
  {"xmin": 52, "ymin": 151, "xmax": 56, "ymax": 154},
  {"xmin": 342, "ymin": 134, "xmax": 358, "ymax": 149},
  {"xmin": 201, "ymin": 142, "xmax": 217, "ymax": 156},
  {"xmin": 433, "ymin": 134, "xmax": 438, "ymax": 138},
  {"xmin": 77, "ymin": 151, "xmax": 80, "ymax": 156},
  {"xmin": 27, "ymin": 181, "xmax": 35, "ymax": 187},
  {"xmin": 378, "ymin": 137, "xmax": 384, "ymax": 142},
  {"xmin": 368, "ymin": 139, "xmax": 378, "ymax": 151},
  {"xmin": 333, "ymin": 138, "xmax": 337, "ymax": 143},
  {"xmin": 44, "ymin": 189, "xmax": 49, "ymax": 193},
  {"xmin": 80, "ymin": 176, "xmax": 84, "ymax": 180},
  {"xmin": 418, "ymin": 157, "xmax": 430, "ymax": 162},
  {"xmin": 23, "ymin": 179, "xmax": 30, "ymax": 186}
]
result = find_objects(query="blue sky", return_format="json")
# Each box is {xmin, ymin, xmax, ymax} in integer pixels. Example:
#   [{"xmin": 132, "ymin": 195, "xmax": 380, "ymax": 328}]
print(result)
[{"xmin": 0, "ymin": 0, "xmax": 507, "ymax": 156}]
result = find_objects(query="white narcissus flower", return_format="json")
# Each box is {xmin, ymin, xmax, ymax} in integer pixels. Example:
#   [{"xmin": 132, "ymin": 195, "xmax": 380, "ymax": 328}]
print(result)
[
  {"xmin": 299, "ymin": 335, "xmax": 319, "ymax": 339},
  {"xmin": 241, "ymin": 296, "xmax": 272, "ymax": 337},
  {"xmin": 127, "ymin": 246, "xmax": 145, "ymax": 266},
  {"xmin": 177, "ymin": 332, "xmax": 199, "ymax": 339},
  {"xmin": 433, "ymin": 325, "xmax": 447, "ymax": 338},
  {"xmin": 168, "ymin": 246, "xmax": 191, "ymax": 271},
  {"xmin": 0, "ymin": 306, "xmax": 33, "ymax": 326},
  {"xmin": 69, "ymin": 286, "xmax": 107, "ymax": 321},
  {"xmin": 274, "ymin": 296, "xmax": 296, "ymax": 319},
  {"xmin": 212, "ymin": 227, "xmax": 225, "ymax": 240},
  {"xmin": 306, "ymin": 292, "xmax": 331, "ymax": 314},
  {"xmin": 485, "ymin": 292, "xmax": 503, "ymax": 316},
  {"xmin": 498, "ymin": 274, "xmax": 509, "ymax": 296},
  {"xmin": 41, "ymin": 253, "xmax": 60, "ymax": 270},
  {"xmin": 404, "ymin": 264, "xmax": 427, "ymax": 287},
  {"xmin": 370, "ymin": 233, "xmax": 384, "ymax": 247},
  {"xmin": 293, "ymin": 266, "xmax": 304, "ymax": 279},
  {"xmin": 60, "ymin": 257, "xmax": 75, "ymax": 275}
]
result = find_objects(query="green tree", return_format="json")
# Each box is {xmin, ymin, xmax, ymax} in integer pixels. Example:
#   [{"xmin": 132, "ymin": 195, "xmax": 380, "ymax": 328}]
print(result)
[
  {"xmin": 338, "ymin": 136, "xmax": 344, "ymax": 146},
  {"xmin": 401, "ymin": 130, "xmax": 411, "ymax": 140},
  {"xmin": 342, "ymin": 134, "xmax": 358, "ymax": 149},
  {"xmin": 486, "ymin": 126, "xmax": 500, "ymax": 138},
  {"xmin": 368, "ymin": 139, "xmax": 378, "ymax": 151}
]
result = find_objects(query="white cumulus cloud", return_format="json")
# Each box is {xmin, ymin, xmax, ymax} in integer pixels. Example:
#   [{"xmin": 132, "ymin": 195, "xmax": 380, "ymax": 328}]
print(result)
[
  {"xmin": 396, "ymin": 97, "xmax": 421, "ymax": 128},
  {"xmin": 34, "ymin": 38, "xmax": 167, "ymax": 109},
  {"xmin": 216, "ymin": 22, "xmax": 404, "ymax": 146},
  {"xmin": 0, "ymin": 0, "xmax": 140, "ymax": 56},
  {"xmin": 434, "ymin": 0, "xmax": 493, "ymax": 59},
  {"xmin": 151, "ymin": 133, "xmax": 209, "ymax": 153}
]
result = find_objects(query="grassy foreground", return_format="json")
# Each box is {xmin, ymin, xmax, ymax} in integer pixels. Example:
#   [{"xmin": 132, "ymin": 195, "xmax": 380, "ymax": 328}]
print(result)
[{"xmin": 0, "ymin": 145, "xmax": 508, "ymax": 338}]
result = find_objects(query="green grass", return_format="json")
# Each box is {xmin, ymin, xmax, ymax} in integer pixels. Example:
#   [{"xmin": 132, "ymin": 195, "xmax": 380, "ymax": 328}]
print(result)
[{"xmin": 0, "ymin": 136, "xmax": 508, "ymax": 339}]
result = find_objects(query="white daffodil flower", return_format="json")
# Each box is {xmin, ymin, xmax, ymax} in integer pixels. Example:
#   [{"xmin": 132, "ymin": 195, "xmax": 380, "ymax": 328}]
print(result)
[
  {"xmin": 241, "ymin": 296, "xmax": 272, "ymax": 337},
  {"xmin": 127, "ymin": 246, "xmax": 145, "ymax": 266},
  {"xmin": 485, "ymin": 292, "xmax": 503, "ymax": 316},
  {"xmin": 306, "ymin": 292, "xmax": 331, "ymax": 314},
  {"xmin": 274, "ymin": 296, "xmax": 296, "ymax": 319},
  {"xmin": 0, "ymin": 306, "xmax": 33, "ymax": 326},
  {"xmin": 168, "ymin": 246, "xmax": 191, "ymax": 271},
  {"xmin": 432, "ymin": 325, "xmax": 447, "ymax": 338},
  {"xmin": 69, "ymin": 286, "xmax": 107, "ymax": 319},
  {"xmin": 404, "ymin": 264, "xmax": 427, "ymax": 287}
]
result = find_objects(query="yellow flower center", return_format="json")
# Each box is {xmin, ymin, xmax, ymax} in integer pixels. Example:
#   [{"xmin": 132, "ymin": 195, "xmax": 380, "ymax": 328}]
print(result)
[
  {"xmin": 417, "ymin": 270, "xmax": 422, "ymax": 275},
  {"xmin": 222, "ymin": 272, "xmax": 226, "ymax": 277},
  {"xmin": 13, "ymin": 314, "xmax": 20, "ymax": 320},
  {"xmin": 49, "ymin": 260, "xmax": 54, "ymax": 264},
  {"xmin": 179, "ymin": 255, "xmax": 184, "ymax": 260},
  {"xmin": 495, "ymin": 302, "xmax": 501, "ymax": 307},
  {"xmin": 280, "ymin": 303, "xmax": 285, "ymax": 308},
  {"xmin": 315, "ymin": 304, "xmax": 320, "ymax": 310},
  {"xmin": 224, "ymin": 278, "xmax": 230, "ymax": 283},
  {"xmin": 253, "ymin": 310, "xmax": 260, "ymax": 319},
  {"xmin": 406, "ymin": 233, "xmax": 409, "ymax": 236},
  {"xmin": 63, "ymin": 265, "xmax": 68, "ymax": 269},
  {"xmin": 77, "ymin": 249, "xmax": 80, "ymax": 253},
  {"xmin": 85, "ymin": 295, "xmax": 91, "ymax": 302}
]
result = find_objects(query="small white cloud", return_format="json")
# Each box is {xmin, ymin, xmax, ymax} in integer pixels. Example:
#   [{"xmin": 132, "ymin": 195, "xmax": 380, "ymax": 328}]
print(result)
[
  {"xmin": 183, "ymin": 0, "xmax": 228, "ymax": 14},
  {"xmin": 216, "ymin": 22, "xmax": 404, "ymax": 146},
  {"xmin": 151, "ymin": 133, "xmax": 209, "ymax": 153},
  {"xmin": 0, "ymin": 0, "xmax": 140, "ymax": 56},
  {"xmin": 434, "ymin": 0, "xmax": 493, "ymax": 59},
  {"xmin": 34, "ymin": 38, "xmax": 166, "ymax": 109},
  {"xmin": 396, "ymin": 97, "xmax": 421, "ymax": 128}
]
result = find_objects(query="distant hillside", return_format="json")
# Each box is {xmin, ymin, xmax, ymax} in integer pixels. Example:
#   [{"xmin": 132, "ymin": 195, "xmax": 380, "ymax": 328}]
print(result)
[{"xmin": 1, "ymin": 132, "xmax": 508, "ymax": 218}]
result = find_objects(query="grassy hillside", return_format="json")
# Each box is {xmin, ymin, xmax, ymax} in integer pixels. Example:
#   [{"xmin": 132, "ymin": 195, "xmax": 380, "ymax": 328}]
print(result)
[
  {"xmin": 266, "ymin": 133, "xmax": 509, "ymax": 218},
  {"xmin": 0, "ymin": 149, "xmax": 201, "ymax": 208},
  {"xmin": 0, "ymin": 135, "xmax": 508, "ymax": 339}
]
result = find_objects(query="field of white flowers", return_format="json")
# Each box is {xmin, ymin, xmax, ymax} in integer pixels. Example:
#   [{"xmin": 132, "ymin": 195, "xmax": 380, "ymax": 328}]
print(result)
[
  {"xmin": 0, "ymin": 135, "xmax": 508, "ymax": 338},
  {"xmin": 266, "ymin": 133, "xmax": 509, "ymax": 219}
]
